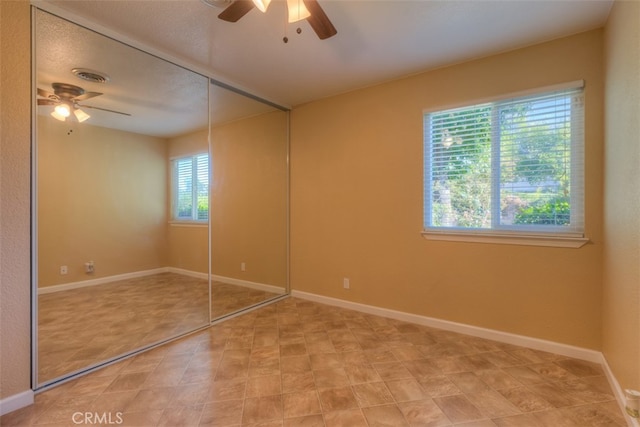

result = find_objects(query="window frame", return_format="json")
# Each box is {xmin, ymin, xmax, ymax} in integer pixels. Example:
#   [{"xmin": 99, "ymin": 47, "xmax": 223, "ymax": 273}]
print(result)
[
  {"xmin": 422, "ymin": 81, "xmax": 589, "ymax": 248},
  {"xmin": 170, "ymin": 152, "xmax": 209, "ymax": 224}
]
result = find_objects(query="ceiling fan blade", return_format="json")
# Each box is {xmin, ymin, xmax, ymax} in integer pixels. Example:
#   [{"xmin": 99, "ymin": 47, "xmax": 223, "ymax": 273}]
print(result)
[
  {"xmin": 37, "ymin": 99, "xmax": 58, "ymax": 106},
  {"xmin": 73, "ymin": 91, "xmax": 103, "ymax": 101},
  {"xmin": 37, "ymin": 87, "xmax": 57, "ymax": 99},
  {"xmin": 78, "ymin": 104, "xmax": 131, "ymax": 116},
  {"xmin": 304, "ymin": 0, "xmax": 337, "ymax": 40},
  {"xmin": 218, "ymin": 0, "xmax": 255, "ymax": 22}
]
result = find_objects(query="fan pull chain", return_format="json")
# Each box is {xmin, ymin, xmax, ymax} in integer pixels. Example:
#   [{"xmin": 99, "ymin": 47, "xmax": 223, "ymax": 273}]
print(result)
[
  {"xmin": 283, "ymin": 0, "xmax": 303, "ymax": 43},
  {"xmin": 283, "ymin": 9, "xmax": 288, "ymax": 43}
]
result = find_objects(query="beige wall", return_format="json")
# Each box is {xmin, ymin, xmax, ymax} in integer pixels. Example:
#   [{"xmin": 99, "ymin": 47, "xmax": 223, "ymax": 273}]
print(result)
[
  {"xmin": 291, "ymin": 30, "xmax": 605, "ymax": 349},
  {"xmin": 37, "ymin": 117, "xmax": 169, "ymax": 286},
  {"xmin": 603, "ymin": 0, "xmax": 640, "ymax": 391},
  {"xmin": 0, "ymin": 0, "xmax": 31, "ymax": 400},
  {"xmin": 167, "ymin": 128, "xmax": 209, "ymax": 274},
  {"xmin": 2, "ymin": 0, "xmax": 637, "ymax": 408},
  {"xmin": 211, "ymin": 111, "xmax": 288, "ymax": 287},
  {"xmin": 167, "ymin": 111, "xmax": 290, "ymax": 287}
]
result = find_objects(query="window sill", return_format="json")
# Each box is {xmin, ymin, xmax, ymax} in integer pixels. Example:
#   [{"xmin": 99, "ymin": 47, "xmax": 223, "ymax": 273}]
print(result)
[
  {"xmin": 421, "ymin": 231, "xmax": 589, "ymax": 248},
  {"xmin": 169, "ymin": 221, "xmax": 208, "ymax": 228}
]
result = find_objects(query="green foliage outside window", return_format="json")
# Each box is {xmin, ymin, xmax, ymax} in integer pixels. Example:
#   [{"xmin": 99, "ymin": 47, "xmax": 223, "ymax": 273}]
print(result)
[{"xmin": 427, "ymin": 92, "xmax": 576, "ymax": 230}]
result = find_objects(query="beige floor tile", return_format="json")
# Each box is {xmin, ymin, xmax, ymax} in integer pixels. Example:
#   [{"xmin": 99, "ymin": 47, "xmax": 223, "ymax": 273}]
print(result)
[
  {"xmin": 242, "ymin": 395, "xmax": 283, "ymax": 424},
  {"xmin": 313, "ymin": 368, "xmax": 350, "ymax": 389},
  {"xmin": 282, "ymin": 371, "xmax": 316, "ymax": 394},
  {"xmin": 247, "ymin": 374, "xmax": 282, "ymax": 397},
  {"xmin": 433, "ymin": 394, "xmax": 485, "ymax": 424},
  {"xmin": 119, "ymin": 410, "xmax": 164, "ymax": 426},
  {"xmin": 386, "ymin": 378, "xmax": 431, "ymax": 402},
  {"xmin": 352, "ymin": 381, "xmax": 395, "ymax": 407},
  {"xmin": 497, "ymin": 386, "xmax": 555, "ymax": 412},
  {"xmin": 318, "ymin": 386, "xmax": 359, "ymax": 412},
  {"xmin": 323, "ymin": 409, "xmax": 368, "ymax": 427},
  {"xmin": 465, "ymin": 389, "xmax": 520, "ymax": 418},
  {"xmin": 493, "ymin": 412, "xmax": 547, "ymax": 426},
  {"xmin": 283, "ymin": 414, "xmax": 324, "ymax": 426},
  {"xmin": 344, "ymin": 364, "xmax": 382, "ymax": 384},
  {"xmin": 104, "ymin": 372, "xmax": 151, "ymax": 393},
  {"xmin": 157, "ymin": 405, "xmax": 204, "ymax": 426},
  {"xmin": 397, "ymin": 399, "xmax": 451, "ymax": 426},
  {"xmin": 282, "ymin": 391, "xmax": 322, "ymax": 418},
  {"xmin": 373, "ymin": 361, "xmax": 414, "ymax": 381},
  {"xmin": 199, "ymin": 399, "xmax": 243, "ymax": 426},
  {"xmin": 205, "ymin": 377, "xmax": 247, "ymax": 402},
  {"xmin": 3, "ymin": 297, "xmax": 626, "ymax": 427},
  {"xmin": 362, "ymin": 404, "xmax": 410, "ymax": 427}
]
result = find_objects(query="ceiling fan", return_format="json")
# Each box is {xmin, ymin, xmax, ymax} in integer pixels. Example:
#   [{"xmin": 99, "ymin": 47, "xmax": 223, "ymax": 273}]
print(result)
[
  {"xmin": 216, "ymin": 0, "xmax": 337, "ymax": 40},
  {"xmin": 37, "ymin": 82, "xmax": 131, "ymax": 123}
]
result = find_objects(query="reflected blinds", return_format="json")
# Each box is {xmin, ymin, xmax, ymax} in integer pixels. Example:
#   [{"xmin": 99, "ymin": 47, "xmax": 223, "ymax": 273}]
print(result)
[{"xmin": 174, "ymin": 153, "xmax": 209, "ymax": 221}]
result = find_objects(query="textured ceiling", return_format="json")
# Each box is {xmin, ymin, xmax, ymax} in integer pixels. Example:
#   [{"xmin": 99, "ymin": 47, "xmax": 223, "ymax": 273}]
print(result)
[{"xmin": 33, "ymin": 0, "xmax": 613, "ymax": 136}]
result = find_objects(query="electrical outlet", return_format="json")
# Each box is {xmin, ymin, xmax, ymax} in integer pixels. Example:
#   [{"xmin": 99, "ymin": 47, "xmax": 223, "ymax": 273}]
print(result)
[
  {"xmin": 625, "ymin": 389, "xmax": 640, "ymax": 419},
  {"xmin": 60, "ymin": 265, "xmax": 68, "ymax": 275},
  {"xmin": 343, "ymin": 278, "xmax": 350, "ymax": 289},
  {"xmin": 85, "ymin": 261, "xmax": 95, "ymax": 274},
  {"xmin": 241, "ymin": 262, "xmax": 246, "ymax": 272}
]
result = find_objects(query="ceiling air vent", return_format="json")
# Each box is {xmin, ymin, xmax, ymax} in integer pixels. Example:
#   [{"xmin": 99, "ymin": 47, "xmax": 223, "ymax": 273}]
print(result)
[{"xmin": 71, "ymin": 68, "xmax": 110, "ymax": 84}]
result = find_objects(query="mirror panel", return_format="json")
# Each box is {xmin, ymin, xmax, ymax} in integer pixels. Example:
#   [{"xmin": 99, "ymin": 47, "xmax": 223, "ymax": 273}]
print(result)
[
  {"xmin": 34, "ymin": 9, "xmax": 210, "ymax": 386},
  {"xmin": 209, "ymin": 84, "xmax": 289, "ymax": 319}
]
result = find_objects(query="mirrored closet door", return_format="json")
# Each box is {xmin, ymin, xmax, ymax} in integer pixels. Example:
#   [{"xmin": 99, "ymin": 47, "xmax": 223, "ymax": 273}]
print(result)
[
  {"xmin": 208, "ymin": 83, "xmax": 290, "ymax": 320},
  {"xmin": 34, "ymin": 8, "xmax": 211, "ymax": 386}
]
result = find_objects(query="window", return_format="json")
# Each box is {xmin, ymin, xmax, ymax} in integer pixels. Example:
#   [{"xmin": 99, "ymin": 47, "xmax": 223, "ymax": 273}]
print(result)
[
  {"xmin": 172, "ymin": 153, "xmax": 209, "ymax": 221},
  {"xmin": 423, "ymin": 83, "xmax": 585, "ymax": 245}
]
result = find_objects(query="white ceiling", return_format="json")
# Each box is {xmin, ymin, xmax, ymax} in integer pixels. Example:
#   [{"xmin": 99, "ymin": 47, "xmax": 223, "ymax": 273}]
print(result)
[{"xmin": 34, "ymin": 0, "xmax": 613, "ymax": 135}]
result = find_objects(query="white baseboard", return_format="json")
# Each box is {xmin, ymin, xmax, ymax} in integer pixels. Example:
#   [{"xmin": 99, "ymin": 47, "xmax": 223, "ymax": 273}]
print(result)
[
  {"xmin": 38, "ymin": 267, "xmax": 170, "ymax": 294},
  {"xmin": 212, "ymin": 274, "xmax": 285, "ymax": 295},
  {"xmin": 291, "ymin": 290, "xmax": 602, "ymax": 363},
  {"xmin": 37, "ymin": 268, "xmax": 284, "ymax": 296},
  {"xmin": 0, "ymin": 390, "xmax": 34, "ymax": 416},
  {"xmin": 600, "ymin": 354, "xmax": 640, "ymax": 427},
  {"xmin": 167, "ymin": 267, "xmax": 208, "ymax": 280}
]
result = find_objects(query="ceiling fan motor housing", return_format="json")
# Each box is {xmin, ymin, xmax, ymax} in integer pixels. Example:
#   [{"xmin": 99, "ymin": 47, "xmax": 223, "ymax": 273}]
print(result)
[{"xmin": 52, "ymin": 82, "xmax": 85, "ymax": 99}]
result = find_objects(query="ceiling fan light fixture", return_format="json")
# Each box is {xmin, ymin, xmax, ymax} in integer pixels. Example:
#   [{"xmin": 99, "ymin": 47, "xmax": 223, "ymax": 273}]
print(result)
[
  {"xmin": 51, "ymin": 110, "xmax": 67, "ymax": 122},
  {"xmin": 51, "ymin": 104, "xmax": 71, "ymax": 121},
  {"xmin": 287, "ymin": 0, "xmax": 310, "ymax": 23},
  {"xmin": 74, "ymin": 108, "xmax": 91, "ymax": 123},
  {"xmin": 252, "ymin": 0, "xmax": 271, "ymax": 13}
]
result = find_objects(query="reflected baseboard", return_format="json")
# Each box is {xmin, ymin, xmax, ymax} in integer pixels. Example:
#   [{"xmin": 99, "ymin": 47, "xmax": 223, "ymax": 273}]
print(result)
[
  {"xmin": 211, "ymin": 274, "xmax": 286, "ymax": 295},
  {"xmin": 37, "ymin": 267, "xmax": 170, "ymax": 294},
  {"xmin": 167, "ymin": 267, "xmax": 208, "ymax": 280},
  {"xmin": 37, "ymin": 267, "xmax": 285, "ymax": 295}
]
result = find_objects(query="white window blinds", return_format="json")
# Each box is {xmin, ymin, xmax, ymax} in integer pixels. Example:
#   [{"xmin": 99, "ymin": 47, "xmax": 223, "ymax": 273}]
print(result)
[
  {"xmin": 173, "ymin": 153, "xmax": 209, "ymax": 221},
  {"xmin": 424, "ymin": 84, "xmax": 584, "ymax": 237}
]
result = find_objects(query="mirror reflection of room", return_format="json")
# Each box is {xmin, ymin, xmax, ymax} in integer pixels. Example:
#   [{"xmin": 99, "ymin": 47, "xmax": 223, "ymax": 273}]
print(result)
[
  {"xmin": 34, "ymin": 9, "xmax": 290, "ymax": 387},
  {"xmin": 35, "ymin": 9, "xmax": 211, "ymax": 384},
  {"xmin": 208, "ymin": 88, "xmax": 289, "ymax": 317},
  {"xmin": 36, "ymin": 118, "xmax": 212, "ymax": 383}
]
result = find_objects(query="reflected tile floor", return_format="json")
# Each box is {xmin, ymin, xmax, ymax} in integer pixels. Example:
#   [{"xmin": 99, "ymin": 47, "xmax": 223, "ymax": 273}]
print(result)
[
  {"xmin": 7, "ymin": 297, "xmax": 628, "ymax": 426},
  {"xmin": 38, "ymin": 273, "xmax": 279, "ymax": 383}
]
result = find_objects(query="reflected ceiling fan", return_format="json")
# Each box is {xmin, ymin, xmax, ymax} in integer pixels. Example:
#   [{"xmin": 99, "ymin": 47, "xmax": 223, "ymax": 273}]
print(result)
[
  {"xmin": 37, "ymin": 82, "xmax": 131, "ymax": 123},
  {"xmin": 214, "ymin": 0, "xmax": 337, "ymax": 40}
]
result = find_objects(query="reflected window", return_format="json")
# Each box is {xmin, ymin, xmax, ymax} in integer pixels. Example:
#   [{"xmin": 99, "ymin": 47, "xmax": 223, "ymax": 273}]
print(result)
[{"xmin": 172, "ymin": 153, "xmax": 209, "ymax": 221}]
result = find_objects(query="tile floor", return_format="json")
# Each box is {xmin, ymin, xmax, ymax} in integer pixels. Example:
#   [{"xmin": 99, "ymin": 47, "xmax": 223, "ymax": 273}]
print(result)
[
  {"xmin": 38, "ymin": 273, "xmax": 281, "ymax": 382},
  {"xmin": 5, "ymin": 297, "xmax": 628, "ymax": 426}
]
